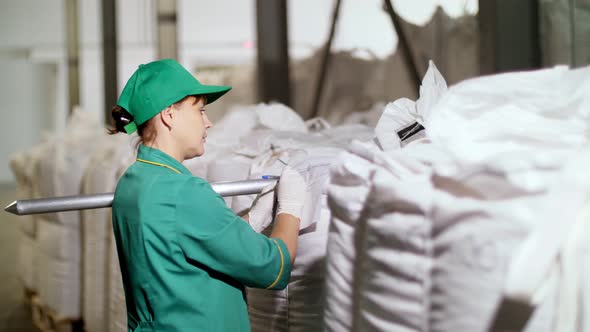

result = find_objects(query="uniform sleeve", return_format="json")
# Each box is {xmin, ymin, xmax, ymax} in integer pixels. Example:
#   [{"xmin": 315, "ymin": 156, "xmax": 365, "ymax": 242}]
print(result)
[{"xmin": 175, "ymin": 177, "xmax": 291, "ymax": 290}]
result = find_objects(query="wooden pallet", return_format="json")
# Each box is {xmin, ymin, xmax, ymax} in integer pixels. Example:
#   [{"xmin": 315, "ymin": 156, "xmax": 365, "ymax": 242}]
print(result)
[
  {"xmin": 23, "ymin": 287, "xmax": 37, "ymax": 308},
  {"xmin": 30, "ymin": 295, "xmax": 84, "ymax": 332}
]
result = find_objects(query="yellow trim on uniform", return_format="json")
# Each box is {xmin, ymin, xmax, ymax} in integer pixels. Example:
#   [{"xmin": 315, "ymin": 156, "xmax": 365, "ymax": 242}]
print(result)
[
  {"xmin": 266, "ymin": 239, "xmax": 285, "ymax": 289},
  {"xmin": 136, "ymin": 158, "xmax": 181, "ymax": 174}
]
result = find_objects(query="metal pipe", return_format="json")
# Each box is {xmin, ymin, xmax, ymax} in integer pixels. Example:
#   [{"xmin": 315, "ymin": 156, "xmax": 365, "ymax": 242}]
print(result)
[
  {"xmin": 4, "ymin": 178, "xmax": 278, "ymax": 216},
  {"xmin": 211, "ymin": 178, "xmax": 276, "ymax": 197}
]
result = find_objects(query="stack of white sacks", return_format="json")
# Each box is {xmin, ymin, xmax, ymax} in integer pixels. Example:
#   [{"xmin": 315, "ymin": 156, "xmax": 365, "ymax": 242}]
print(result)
[
  {"xmin": 325, "ymin": 62, "xmax": 590, "ymax": 331},
  {"xmin": 10, "ymin": 141, "xmax": 51, "ymax": 297},
  {"xmin": 10, "ymin": 109, "xmax": 137, "ymax": 330},
  {"xmin": 26, "ymin": 110, "xmax": 104, "ymax": 319}
]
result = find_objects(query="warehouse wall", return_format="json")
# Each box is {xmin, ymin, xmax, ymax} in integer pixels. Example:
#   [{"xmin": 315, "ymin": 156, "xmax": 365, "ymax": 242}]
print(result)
[
  {"xmin": 0, "ymin": 0, "xmax": 65, "ymax": 183},
  {"xmin": 0, "ymin": 61, "xmax": 56, "ymax": 183}
]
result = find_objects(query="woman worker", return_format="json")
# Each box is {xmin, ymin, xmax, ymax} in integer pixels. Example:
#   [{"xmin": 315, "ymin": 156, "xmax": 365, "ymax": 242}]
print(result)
[{"xmin": 109, "ymin": 58, "xmax": 306, "ymax": 331}]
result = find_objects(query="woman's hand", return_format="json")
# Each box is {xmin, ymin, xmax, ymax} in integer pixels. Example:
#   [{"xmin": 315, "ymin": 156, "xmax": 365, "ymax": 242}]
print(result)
[
  {"xmin": 246, "ymin": 183, "xmax": 276, "ymax": 232},
  {"xmin": 276, "ymin": 166, "xmax": 307, "ymax": 220}
]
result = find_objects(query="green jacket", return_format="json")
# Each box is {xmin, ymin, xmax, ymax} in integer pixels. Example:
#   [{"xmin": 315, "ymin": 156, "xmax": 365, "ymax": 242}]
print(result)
[{"xmin": 112, "ymin": 145, "xmax": 291, "ymax": 332}]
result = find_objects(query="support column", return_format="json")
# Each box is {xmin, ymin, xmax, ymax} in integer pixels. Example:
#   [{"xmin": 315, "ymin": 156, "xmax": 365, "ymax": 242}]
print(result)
[
  {"xmin": 102, "ymin": 0, "xmax": 118, "ymax": 126},
  {"xmin": 479, "ymin": 0, "xmax": 541, "ymax": 74},
  {"xmin": 156, "ymin": 0, "xmax": 178, "ymax": 60},
  {"xmin": 65, "ymin": 0, "xmax": 80, "ymax": 115},
  {"xmin": 255, "ymin": 0, "xmax": 291, "ymax": 106}
]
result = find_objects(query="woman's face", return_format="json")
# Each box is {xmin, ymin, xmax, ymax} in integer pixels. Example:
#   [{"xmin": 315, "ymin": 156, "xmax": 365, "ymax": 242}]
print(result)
[{"xmin": 173, "ymin": 96, "xmax": 212, "ymax": 159}]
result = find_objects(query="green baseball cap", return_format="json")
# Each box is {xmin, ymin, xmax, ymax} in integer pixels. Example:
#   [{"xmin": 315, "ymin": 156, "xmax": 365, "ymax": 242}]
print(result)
[{"xmin": 116, "ymin": 58, "xmax": 232, "ymax": 134}]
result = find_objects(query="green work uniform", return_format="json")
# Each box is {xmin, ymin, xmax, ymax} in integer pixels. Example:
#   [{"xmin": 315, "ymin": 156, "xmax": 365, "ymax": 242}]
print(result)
[{"xmin": 112, "ymin": 145, "xmax": 292, "ymax": 332}]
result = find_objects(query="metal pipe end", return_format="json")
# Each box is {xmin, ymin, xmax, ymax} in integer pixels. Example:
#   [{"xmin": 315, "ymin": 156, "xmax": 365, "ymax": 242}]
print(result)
[{"xmin": 4, "ymin": 201, "xmax": 18, "ymax": 215}]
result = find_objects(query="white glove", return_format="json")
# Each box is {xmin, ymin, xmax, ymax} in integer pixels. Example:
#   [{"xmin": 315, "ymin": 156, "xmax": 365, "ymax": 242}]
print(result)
[
  {"xmin": 276, "ymin": 166, "xmax": 307, "ymax": 219},
  {"xmin": 247, "ymin": 183, "xmax": 276, "ymax": 233}
]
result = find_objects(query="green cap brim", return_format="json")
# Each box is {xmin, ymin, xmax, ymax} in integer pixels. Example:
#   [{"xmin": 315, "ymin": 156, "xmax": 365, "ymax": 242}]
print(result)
[{"xmin": 196, "ymin": 85, "xmax": 232, "ymax": 105}]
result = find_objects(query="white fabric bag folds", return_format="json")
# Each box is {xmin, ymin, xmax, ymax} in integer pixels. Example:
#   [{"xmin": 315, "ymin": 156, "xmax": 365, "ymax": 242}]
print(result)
[{"xmin": 325, "ymin": 64, "xmax": 590, "ymax": 331}]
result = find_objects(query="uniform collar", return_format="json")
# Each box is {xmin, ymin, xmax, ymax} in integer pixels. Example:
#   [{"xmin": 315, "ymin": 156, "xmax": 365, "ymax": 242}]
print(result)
[{"xmin": 137, "ymin": 144, "xmax": 192, "ymax": 175}]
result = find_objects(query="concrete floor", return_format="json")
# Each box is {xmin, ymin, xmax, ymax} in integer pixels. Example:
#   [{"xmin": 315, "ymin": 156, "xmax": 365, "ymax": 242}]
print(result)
[{"xmin": 0, "ymin": 183, "xmax": 39, "ymax": 332}]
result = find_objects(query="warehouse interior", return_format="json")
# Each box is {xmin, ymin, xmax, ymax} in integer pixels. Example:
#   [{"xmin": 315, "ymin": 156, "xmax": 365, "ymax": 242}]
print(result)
[{"xmin": 1, "ymin": 0, "xmax": 589, "ymax": 331}]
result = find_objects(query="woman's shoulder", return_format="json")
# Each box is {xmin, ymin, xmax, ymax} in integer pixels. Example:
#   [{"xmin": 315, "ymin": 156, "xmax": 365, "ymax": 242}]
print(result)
[
  {"xmin": 176, "ymin": 175, "xmax": 215, "ymax": 195},
  {"xmin": 145, "ymin": 173, "xmax": 213, "ymax": 197}
]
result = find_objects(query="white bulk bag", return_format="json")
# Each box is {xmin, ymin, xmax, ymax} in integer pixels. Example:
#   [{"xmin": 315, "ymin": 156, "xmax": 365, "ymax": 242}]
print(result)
[
  {"xmin": 323, "ymin": 64, "xmax": 590, "ymax": 332},
  {"xmin": 325, "ymin": 141, "xmax": 558, "ymax": 332},
  {"xmin": 502, "ymin": 149, "xmax": 590, "ymax": 332},
  {"xmin": 428, "ymin": 184, "xmax": 555, "ymax": 332},
  {"xmin": 37, "ymin": 218, "xmax": 81, "ymax": 262},
  {"xmin": 35, "ymin": 109, "xmax": 104, "ymax": 226},
  {"xmin": 426, "ymin": 65, "xmax": 590, "ymax": 193},
  {"xmin": 247, "ymin": 154, "xmax": 337, "ymax": 332},
  {"xmin": 325, "ymin": 141, "xmax": 435, "ymax": 332},
  {"xmin": 324, "ymin": 147, "xmax": 377, "ymax": 332},
  {"xmin": 42, "ymin": 255, "xmax": 81, "ymax": 318},
  {"xmin": 36, "ymin": 220, "xmax": 82, "ymax": 318}
]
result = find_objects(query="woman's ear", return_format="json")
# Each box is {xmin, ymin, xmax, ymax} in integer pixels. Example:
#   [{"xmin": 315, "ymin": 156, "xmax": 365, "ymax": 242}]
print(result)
[{"xmin": 159, "ymin": 106, "xmax": 175, "ymax": 130}]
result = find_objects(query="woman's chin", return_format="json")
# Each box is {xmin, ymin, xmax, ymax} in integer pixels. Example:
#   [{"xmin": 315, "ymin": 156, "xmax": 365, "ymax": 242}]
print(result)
[
  {"xmin": 184, "ymin": 145, "xmax": 205, "ymax": 160},
  {"xmin": 191, "ymin": 147, "xmax": 205, "ymax": 158}
]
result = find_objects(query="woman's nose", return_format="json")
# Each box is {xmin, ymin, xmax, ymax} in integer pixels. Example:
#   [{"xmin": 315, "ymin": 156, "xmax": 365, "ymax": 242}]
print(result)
[{"xmin": 204, "ymin": 114, "xmax": 213, "ymax": 128}]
